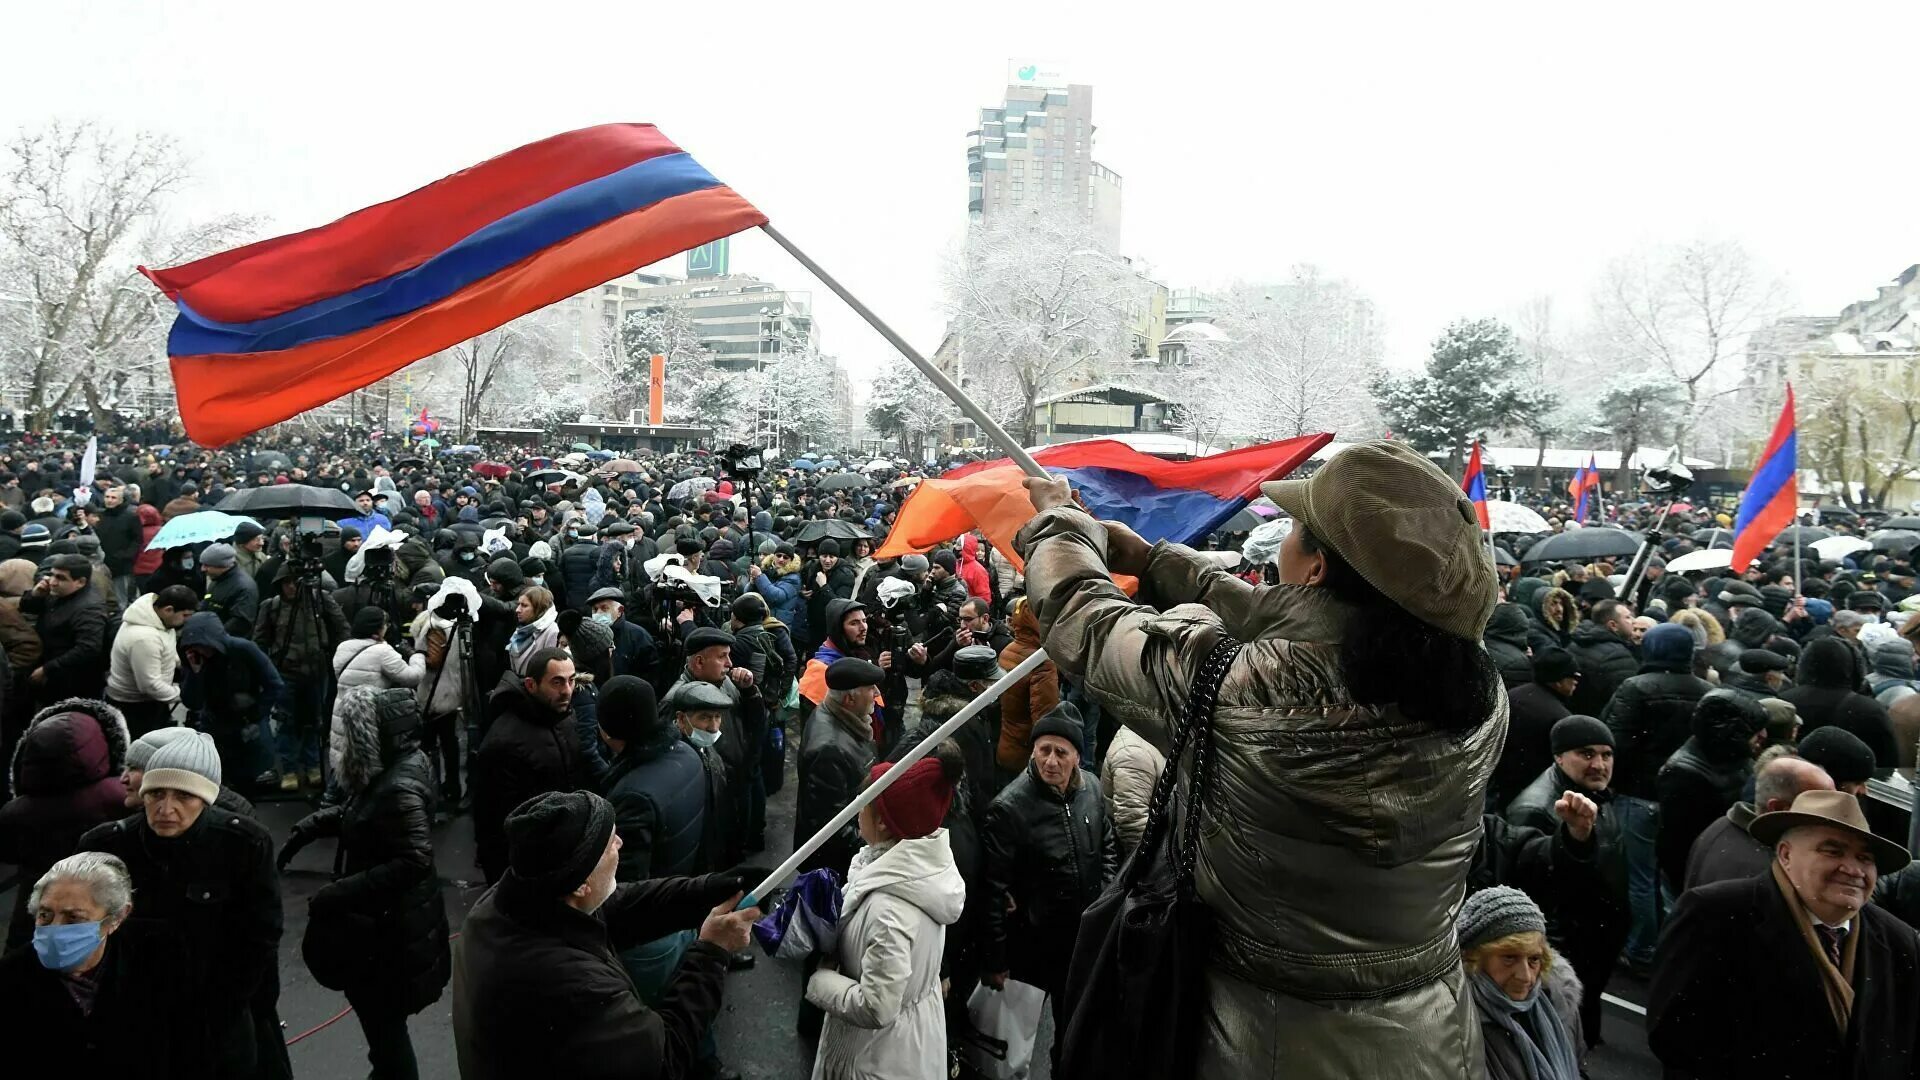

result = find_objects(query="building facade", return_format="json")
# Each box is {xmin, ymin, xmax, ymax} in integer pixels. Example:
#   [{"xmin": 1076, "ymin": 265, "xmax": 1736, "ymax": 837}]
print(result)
[{"xmin": 968, "ymin": 67, "xmax": 1122, "ymax": 250}]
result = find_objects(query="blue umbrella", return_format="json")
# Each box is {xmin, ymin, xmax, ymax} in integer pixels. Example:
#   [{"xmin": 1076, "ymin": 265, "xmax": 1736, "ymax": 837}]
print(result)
[
  {"xmin": 788, "ymin": 458, "xmax": 819, "ymax": 471},
  {"xmin": 818, "ymin": 458, "xmax": 842, "ymax": 469},
  {"xmin": 587, "ymin": 450, "xmax": 617, "ymax": 462},
  {"xmin": 146, "ymin": 510, "xmax": 251, "ymax": 551}
]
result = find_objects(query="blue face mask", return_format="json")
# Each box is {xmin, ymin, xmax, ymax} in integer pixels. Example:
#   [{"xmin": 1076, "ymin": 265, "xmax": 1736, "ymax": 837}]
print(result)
[
  {"xmin": 591, "ymin": 611, "xmax": 615, "ymax": 626},
  {"xmin": 33, "ymin": 920, "xmax": 103, "ymax": 972},
  {"xmin": 531, "ymin": 576, "xmax": 545, "ymax": 587},
  {"xmin": 687, "ymin": 727, "xmax": 721, "ymax": 750}
]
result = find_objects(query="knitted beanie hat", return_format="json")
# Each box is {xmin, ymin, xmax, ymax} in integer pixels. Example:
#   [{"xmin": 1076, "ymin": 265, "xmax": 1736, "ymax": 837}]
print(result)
[
  {"xmin": 126, "ymin": 726, "xmax": 197, "ymax": 772},
  {"xmin": 1550, "ymin": 714, "xmax": 1613, "ymax": 755},
  {"xmin": 505, "ymin": 790, "xmax": 615, "ymax": 896},
  {"xmin": 869, "ymin": 757, "xmax": 957, "ymax": 840},
  {"xmin": 1457, "ymin": 885, "xmax": 1546, "ymax": 950},
  {"xmin": 1032, "ymin": 701, "xmax": 1085, "ymax": 754},
  {"xmin": 140, "ymin": 731, "xmax": 221, "ymax": 805}
]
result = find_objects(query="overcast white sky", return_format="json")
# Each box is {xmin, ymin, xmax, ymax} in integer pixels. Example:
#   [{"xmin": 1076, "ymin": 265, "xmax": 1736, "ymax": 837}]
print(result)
[{"xmin": 7, "ymin": 1, "xmax": 1920, "ymax": 386}]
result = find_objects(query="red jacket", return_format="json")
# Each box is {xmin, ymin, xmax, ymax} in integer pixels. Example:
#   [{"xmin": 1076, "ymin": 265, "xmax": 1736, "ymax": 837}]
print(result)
[{"xmin": 958, "ymin": 533, "xmax": 992, "ymax": 603}]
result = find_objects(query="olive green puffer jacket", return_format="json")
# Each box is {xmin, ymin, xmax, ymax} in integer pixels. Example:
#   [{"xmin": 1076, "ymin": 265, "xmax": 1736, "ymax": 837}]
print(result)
[{"xmin": 1016, "ymin": 506, "xmax": 1506, "ymax": 1080}]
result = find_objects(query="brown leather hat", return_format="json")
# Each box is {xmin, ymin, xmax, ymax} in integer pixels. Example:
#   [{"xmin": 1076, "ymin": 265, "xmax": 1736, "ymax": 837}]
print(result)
[
  {"xmin": 1262, "ymin": 441, "xmax": 1496, "ymax": 641},
  {"xmin": 1749, "ymin": 788, "xmax": 1910, "ymax": 873}
]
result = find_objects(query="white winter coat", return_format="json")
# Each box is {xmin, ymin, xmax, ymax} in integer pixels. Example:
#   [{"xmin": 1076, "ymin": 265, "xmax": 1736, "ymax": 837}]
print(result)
[
  {"xmin": 807, "ymin": 829, "xmax": 966, "ymax": 1080},
  {"xmin": 106, "ymin": 593, "xmax": 180, "ymax": 705},
  {"xmin": 328, "ymin": 637, "xmax": 425, "ymax": 777}
]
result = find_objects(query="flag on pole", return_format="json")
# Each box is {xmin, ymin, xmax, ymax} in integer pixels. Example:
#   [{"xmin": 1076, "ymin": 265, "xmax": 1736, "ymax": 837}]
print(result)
[
  {"xmin": 1569, "ymin": 455, "xmax": 1600, "ymax": 523},
  {"xmin": 875, "ymin": 435, "xmax": 1330, "ymax": 569},
  {"xmin": 1462, "ymin": 441, "xmax": 1490, "ymax": 529},
  {"xmin": 1731, "ymin": 385, "xmax": 1798, "ymax": 574},
  {"xmin": 140, "ymin": 124, "xmax": 768, "ymax": 446}
]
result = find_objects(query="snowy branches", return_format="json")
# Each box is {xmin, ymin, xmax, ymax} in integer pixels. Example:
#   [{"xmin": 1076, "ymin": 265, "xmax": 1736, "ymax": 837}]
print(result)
[
  {"xmin": 866, "ymin": 354, "xmax": 959, "ymax": 456},
  {"xmin": 0, "ymin": 122, "xmax": 255, "ymax": 427},
  {"xmin": 943, "ymin": 206, "xmax": 1151, "ymax": 445}
]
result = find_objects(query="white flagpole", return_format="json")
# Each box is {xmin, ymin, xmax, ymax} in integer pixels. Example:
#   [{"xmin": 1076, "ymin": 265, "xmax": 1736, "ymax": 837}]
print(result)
[
  {"xmin": 746, "ymin": 222, "xmax": 1056, "ymax": 909},
  {"xmin": 744, "ymin": 648, "xmax": 1048, "ymax": 909}
]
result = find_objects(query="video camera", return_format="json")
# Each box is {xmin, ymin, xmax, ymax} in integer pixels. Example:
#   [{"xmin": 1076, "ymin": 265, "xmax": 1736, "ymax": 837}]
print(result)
[
  {"xmin": 292, "ymin": 527, "xmax": 327, "ymax": 587},
  {"xmin": 721, "ymin": 443, "xmax": 765, "ymax": 482}
]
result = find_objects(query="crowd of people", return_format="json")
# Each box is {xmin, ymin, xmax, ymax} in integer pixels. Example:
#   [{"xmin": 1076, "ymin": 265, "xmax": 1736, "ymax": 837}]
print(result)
[{"xmin": 0, "ymin": 428, "xmax": 1917, "ymax": 1078}]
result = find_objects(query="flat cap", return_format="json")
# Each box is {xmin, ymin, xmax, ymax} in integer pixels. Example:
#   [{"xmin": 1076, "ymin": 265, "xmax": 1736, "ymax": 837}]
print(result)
[{"xmin": 826, "ymin": 656, "xmax": 886, "ymax": 690}]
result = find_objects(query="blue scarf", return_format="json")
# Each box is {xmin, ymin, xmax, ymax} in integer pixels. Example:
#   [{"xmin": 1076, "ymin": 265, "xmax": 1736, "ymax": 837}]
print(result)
[{"xmin": 1469, "ymin": 970, "xmax": 1580, "ymax": 1080}]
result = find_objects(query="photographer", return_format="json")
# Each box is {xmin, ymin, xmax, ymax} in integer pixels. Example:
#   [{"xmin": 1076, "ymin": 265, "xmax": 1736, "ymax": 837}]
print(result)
[
  {"xmin": 333, "ymin": 539, "xmax": 409, "ymax": 646},
  {"xmin": 921, "ymin": 597, "xmax": 1010, "ymax": 680},
  {"xmin": 255, "ymin": 562, "xmax": 350, "ymax": 794},
  {"xmin": 416, "ymin": 579, "xmax": 485, "ymax": 808}
]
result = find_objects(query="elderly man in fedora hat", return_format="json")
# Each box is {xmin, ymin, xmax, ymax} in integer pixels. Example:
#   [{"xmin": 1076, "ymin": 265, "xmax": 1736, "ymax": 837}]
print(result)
[
  {"xmin": 1018, "ymin": 441, "xmax": 1506, "ymax": 1078},
  {"xmin": 1649, "ymin": 789, "xmax": 1920, "ymax": 1079}
]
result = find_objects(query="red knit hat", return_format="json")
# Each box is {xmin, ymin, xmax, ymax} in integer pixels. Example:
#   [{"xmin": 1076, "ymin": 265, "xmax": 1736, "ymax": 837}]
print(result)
[{"xmin": 868, "ymin": 758, "xmax": 955, "ymax": 840}]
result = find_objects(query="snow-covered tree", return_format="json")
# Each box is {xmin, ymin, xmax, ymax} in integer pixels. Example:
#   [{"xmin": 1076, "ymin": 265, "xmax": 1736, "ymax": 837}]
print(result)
[
  {"xmin": 437, "ymin": 306, "xmax": 575, "ymax": 438},
  {"xmin": 1373, "ymin": 318, "xmax": 1558, "ymax": 475},
  {"xmin": 621, "ymin": 305, "xmax": 756, "ymax": 440},
  {"xmin": 1593, "ymin": 372, "xmax": 1687, "ymax": 489},
  {"xmin": 752, "ymin": 335, "xmax": 842, "ymax": 452},
  {"xmin": 0, "ymin": 122, "xmax": 255, "ymax": 429},
  {"xmin": 944, "ymin": 206, "xmax": 1152, "ymax": 445},
  {"xmin": 1590, "ymin": 237, "xmax": 1790, "ymax": 454},
  {"xmin": 867, "ymin": 355, "xmax": 959, "ymax": 457},
  {"xmin": 1172, "ymin": 269, "xmax": 1383, "ymax": 444}
]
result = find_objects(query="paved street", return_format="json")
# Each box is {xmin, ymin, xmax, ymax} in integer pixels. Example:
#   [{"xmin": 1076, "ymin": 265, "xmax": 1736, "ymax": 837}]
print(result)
[{"xmin": 2, "ymin": 758, "xmax": 1662, "ymax": 1079}]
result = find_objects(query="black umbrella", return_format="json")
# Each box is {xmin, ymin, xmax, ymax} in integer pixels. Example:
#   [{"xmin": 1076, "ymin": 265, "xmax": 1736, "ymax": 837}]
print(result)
[
  {"xmin": 1772, "ymin": 525, "xmax": 1833, "ymax": 546},
  {"xmin": 216, "ymin": 484, "xmax": 359, "ymax": 520},
  {"xmin": 1520, "ymin": 527, "xmax": 1646, "ymax": 563},
  {"xmin": 1219, "ymin": 507, "xmax": 1264, "ymax": 534},
  {"xmin": 393, "ymin": 456, "xmax": 428, "ymax": 469},
  {"xmin": 1691, "ymin": 528, "xmax": 1734, "ymax": 550},
  {"xmin": 247, "ymin": 451, "xmax": 291, "ymax": 473},
  {"xmin": 794, "ymin": 519, "xmax": 874, "ymax": 544},
  {"xmin": 1879, "ymin": 515, "xmax": 1920, "ymax": 531},
  {"xmin": 817, "ymin": 473, "xmax": 871, "ymax": 492},
  {"xmin": 1868, "ymin": 529, "xmax": 1920, "ymax": 553},
  {"xmin": 1493, "ymin": 547, "xmax": 1519, "ymax": 567},
  {"xmin": 1818, "ymin": 505, "xmax": 1862, "ymax": 521}
]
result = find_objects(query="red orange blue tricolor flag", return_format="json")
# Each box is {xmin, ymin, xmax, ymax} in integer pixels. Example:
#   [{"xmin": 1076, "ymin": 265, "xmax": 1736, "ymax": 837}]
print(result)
[
  {"xmin": 140, "ymin": 125, "xmax": 768, "ymax": 445},
  {"xmin": 1731, "ymin": 385, "xmax": 1798, "ymax": 574},
  {"xmin": 1462, "ymin": 441, "xmax": 1490, "ymax": 529},
  {"xmin": 875, "ymin": 435, "xmax": 1331, "ymax": 569},
  {"xmin": 1568, "ymin": 455, "xmax": 1600, "ymax": 523}
]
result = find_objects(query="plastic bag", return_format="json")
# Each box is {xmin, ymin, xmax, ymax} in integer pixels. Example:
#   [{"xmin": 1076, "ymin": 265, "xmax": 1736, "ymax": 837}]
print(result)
[
  {"xmin": 751, "ymin": 867, "xmax": 842, "ymax": 960},
  {"xmin": 961, "ymin": 979, "xmax": 1047, "ymax": 1080}
]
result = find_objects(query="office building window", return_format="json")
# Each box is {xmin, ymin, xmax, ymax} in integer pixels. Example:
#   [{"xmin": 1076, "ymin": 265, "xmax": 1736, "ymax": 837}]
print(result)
[
  {"xmin": 1053, "ymin": 138, "xmax": 1064, "ymax": 151},
  {"xmin": 1052, "ymin": 181, "xmax": 1062, "ymax": 193},
  {"xmin": 1076, "ymin": 118, "xmax": 1085, "ymax": 137},
  {"xmin": 1051, "ymin": 116, "xmax": 1065, "ymax": 132},
  {"xmin": 1087, "ymin": 188, "xmax": 1095, "ymax": 209},
  {"xmin": 1011, "ymin": 180, "xmax": 1023, "ymax": 193},
  {"xmin": 1073, "ymin": 140, "xmax": 1081, "ymax": 155}
]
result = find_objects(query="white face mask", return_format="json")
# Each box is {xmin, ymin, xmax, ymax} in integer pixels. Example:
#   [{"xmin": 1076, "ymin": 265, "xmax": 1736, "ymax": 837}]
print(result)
[{"xmin": 687, "ymin": 727, "xmax": 720, "ymax": 750}]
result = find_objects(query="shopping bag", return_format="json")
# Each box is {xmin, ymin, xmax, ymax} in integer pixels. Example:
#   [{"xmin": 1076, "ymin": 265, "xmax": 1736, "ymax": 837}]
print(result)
[
  {"xmin": 750, "ymin": 867, "xmax": 842, "ymax": 960},
  {"xmin": 961, "ymin": 979, "xmax": 1047, "ymax": 1080}
]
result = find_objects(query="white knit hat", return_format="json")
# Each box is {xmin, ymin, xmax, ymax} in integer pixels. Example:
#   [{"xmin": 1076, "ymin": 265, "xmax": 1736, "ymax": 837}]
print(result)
[
  {"xmin": 126, "ymin": 726, "xmax": 196, "ymax": 772},
  {"xmin": 140, "ymin": 731, "xmax": 221, "ymax": 805}
]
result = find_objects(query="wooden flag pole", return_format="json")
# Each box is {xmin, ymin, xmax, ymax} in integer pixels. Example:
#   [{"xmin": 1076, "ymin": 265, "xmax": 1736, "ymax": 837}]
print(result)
[{"xmin": 744, "ymin": 223, "xmax": 1056, "ymax": 910}]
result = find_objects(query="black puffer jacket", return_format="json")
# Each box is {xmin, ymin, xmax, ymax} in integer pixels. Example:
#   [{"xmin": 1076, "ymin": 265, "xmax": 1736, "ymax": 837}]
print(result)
[
  {"xmin": 1484, "ymin": 603, "xmax": 1534, "ymax": 689},
  {"xmin": 76, "ymin": 804, "xmax": 281, "ymax": 1076},
  {"xmin": 1566, "ymin": 622, "xmax": 1639, "ymax": 718},
  {"xmin": 1505, "ymin": 764, "xmax": 1626, "ymax": 901},
  {"xmin": 1655, "ymin": 690, "xmax": 1766, "ymax": 890},
  {"xmin": 794, "ymin": 699, "xmax": 875, "ymax": 876},
  {"xmin": 1782, "ymin": 637, "xmax": 1899, "ymax": 767},
  {"xmin": 601, "ymin": 684, "xmax": 708, "ymax": 882},
  {"xmin": 1492, "ymin": 681, "xmax": 1571, "ymax": 809},
  {"xmin": 979, "ymin": 764, "xmax": 1118, "ymax": 990},
  {"xmin": 1603, "ymin": 667, "xmax": 1714, "ymax": 800},
  {"xmin": 283, "ymin": 689, "xmax": 450, "ymax": 1015},
  {"xmin": 473, "ymin": 679, "xmax": 587, "ymax": 882}
]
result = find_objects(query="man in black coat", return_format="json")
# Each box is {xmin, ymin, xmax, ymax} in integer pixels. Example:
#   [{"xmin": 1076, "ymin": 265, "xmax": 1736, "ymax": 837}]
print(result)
[
  {"xmin": 980, "ymin": 702, "xmax": 1118, "ymax": 1066},
  {"xmin": 1656, "ymin": 690, "xmax": 1768, "ymax": 894},
  {"xmin": 473, "ymin": 649, "xmax": 587, "ymax": 884},
  {"xmin": 450, "ymin": 790, "xmax": 763, "ymax": 1080},
  {"xmin": 76, "ymin": 732, "xmax": 283, "ymax": 1079},
  {"xmin": 1601, "ymin": 621, "xmax": 1712, "ymax": 970},
  {"xmin": 588, "ymin": 586, "xmax": 658, "ymax": 683},
  {"xmin": 1683, "ymin": 753, "xmax": 1834, "ymax": 891},
  {"xmin": 92, "ymin": 484, "xmax": 141, "ymax": 603},
  {"xmin": 1566, "ymin": 598, "xmax": 1640, "ymax": 718},
  {"xmin": 801, "ymin": 538, "xmax": 858, "ymax": 657},
  {"xmin": 19, "ymin": 553, "xmax": 109, "ymax": 708},
  {"xmin": 1492, "ymin": 647, "xmax": 1580, "ymax": 809},
  {"xmin": 597, "ymin": 676, "xmax": 705, "ymax": 883},
  {"xmin": 1650, "ymin": 789, "xmax": 1920, "ymax": 1079},
  {"xmin": 794, "ymin": 657, "xmax": 882, "ymax": 877},
  {"xmin": 1504, "ymin": 714, "xmax": 1627, "ymax": 1042},
  {"xmin": 198, "ymin": 542, "xmax": 259, "ymax": 641}
]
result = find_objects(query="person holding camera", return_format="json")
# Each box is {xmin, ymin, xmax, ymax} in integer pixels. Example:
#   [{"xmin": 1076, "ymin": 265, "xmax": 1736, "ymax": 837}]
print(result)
[
  {"xmin": 256, "ymin": 563, "xmax": 350, "ymax": 793},
  {"xmin": 415, "ymin": 578, "xmax": 484, "ymax": 808}
]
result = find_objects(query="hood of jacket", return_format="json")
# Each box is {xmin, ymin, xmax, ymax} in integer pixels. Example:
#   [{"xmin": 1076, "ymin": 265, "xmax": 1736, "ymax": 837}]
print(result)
[
  {"xmin": 178, "ymin": 610, "xmax": 231, "ymax": 655},
  {"xmin": 841, "ymin": 830, "xmax": 966, "ymax": 926},
  {"xmin": 1484, "ymin": 603, "xmax": 1531, "ymax": 649},
  {"xmin": 11, "ymin": 698, "xmax": 130, "ymax": 795},
  {"xmin": 122, "ymin": 591, "xmax": 170, "ymax": 634},
  {"xmin": 135, "ymin": 504, "xmax": 162, "ymax": 529},
  {"xmin": 824, "ymin": 597, "xmax": 866, "ymax": 656},
  {"xmin": 1872, "ymin": 640, "xmax": 1916, "ymax": 682},
  {"xmin": 1691, "ymin": 689, "xmax": 1768, "ymax": 761},
  {"xmin": 1799, "ymin": 637, "xmax": 1859, "ymax": 690},
  {"xmin": 1533, "ymin": 587, "xmax": 1577, "ymax": 631},
  {"xmin": 960, "ymin": 533, "xmax": 983, "ymax": 566}
]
